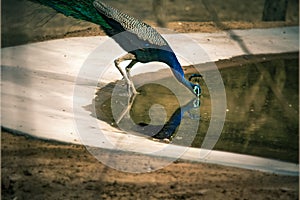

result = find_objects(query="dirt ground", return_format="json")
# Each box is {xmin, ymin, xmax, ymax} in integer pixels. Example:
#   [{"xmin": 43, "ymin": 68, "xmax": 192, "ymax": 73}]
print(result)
[{"xmin": 1, "ymin": 131, "xmax": 298, "ymax": 200}]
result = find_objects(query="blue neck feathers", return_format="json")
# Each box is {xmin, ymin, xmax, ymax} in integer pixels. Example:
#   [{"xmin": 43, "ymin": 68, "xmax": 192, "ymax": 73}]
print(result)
[{"xmin": 160, "ymin": 51, "xmax": 194, "ymax": 92}]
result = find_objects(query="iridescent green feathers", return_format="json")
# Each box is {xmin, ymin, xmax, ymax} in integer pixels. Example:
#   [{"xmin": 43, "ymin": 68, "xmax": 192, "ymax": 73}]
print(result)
[{"xmin": 32, "ymin": 0, "xmax": 110, "ymax": 29}]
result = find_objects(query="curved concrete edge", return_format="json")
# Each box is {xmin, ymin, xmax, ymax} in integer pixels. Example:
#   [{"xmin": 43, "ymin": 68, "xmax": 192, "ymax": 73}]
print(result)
[
  {"xmin": 182, "ymin": 148, "xmax": 299, "ymax": 176},
  {"xmin": 1, "ymin": 26, "xmax": 299, "ymax": 175}
]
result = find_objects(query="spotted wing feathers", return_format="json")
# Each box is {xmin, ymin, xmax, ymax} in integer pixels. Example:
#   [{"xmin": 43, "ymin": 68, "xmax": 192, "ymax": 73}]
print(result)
[{"xmin": 93, "ymin": 0, "xmax": 167, "ymax": 46}]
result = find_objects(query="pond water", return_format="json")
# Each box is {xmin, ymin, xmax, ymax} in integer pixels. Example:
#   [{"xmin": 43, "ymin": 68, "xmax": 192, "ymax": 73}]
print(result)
[{"xmin": 92, "ymin": 53, "xmax": 298, "ymax": 163}]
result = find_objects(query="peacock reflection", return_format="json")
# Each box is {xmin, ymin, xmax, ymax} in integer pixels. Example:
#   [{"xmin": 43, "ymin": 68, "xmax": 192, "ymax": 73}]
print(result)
[
  {"xmin": 93, "ymin": 81, "xmax": 202, "ymax": 144},
  {"xmin": 132, "ymin": 97, "xmax": 200, "ymax": 142}
]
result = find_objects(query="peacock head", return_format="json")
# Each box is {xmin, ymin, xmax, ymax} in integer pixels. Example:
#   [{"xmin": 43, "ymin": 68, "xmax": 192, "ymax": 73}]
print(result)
[
  {"xmin": 189, "ymin": 74, "xmax": 202, "ymax": 97},
  {"xmin": 191, "ymin": 83, "xmax": 201, "ymax": 97}
]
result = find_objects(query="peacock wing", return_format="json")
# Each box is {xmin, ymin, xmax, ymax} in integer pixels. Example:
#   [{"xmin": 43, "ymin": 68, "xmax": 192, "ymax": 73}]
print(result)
[{"xmin": 93, "ymin": 0, "xmax": 169, "ymax": 48}]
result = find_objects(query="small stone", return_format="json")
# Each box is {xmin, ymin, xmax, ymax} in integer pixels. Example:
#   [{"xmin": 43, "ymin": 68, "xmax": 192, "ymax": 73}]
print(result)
[
  {"xmin": 163, "ymin": 138, "xmax": 171, "ymax": 143},
  {"xmin": 199, "ymin": 189, "xmax": 209, "ymax": 195},
  {"xmin": 23, "ymin": 170, "xmax": 32, "ymax": 176}
]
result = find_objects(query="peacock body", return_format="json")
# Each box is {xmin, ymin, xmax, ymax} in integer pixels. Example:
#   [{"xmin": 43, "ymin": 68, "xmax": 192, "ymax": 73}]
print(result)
[{"xmin": 32, "ymin": 0, "xmax": 201, "ymax": 96}]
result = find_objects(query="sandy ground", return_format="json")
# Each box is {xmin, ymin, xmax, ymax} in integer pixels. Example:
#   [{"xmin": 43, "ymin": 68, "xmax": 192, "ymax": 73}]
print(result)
[{"xmin": 2, "ymin": 131, "xmax": 299, "ymax": 200}]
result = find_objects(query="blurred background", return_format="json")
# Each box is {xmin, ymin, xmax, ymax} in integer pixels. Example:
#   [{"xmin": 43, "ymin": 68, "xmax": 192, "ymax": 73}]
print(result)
[{"xmin": 2, "ymin": 0, "xmax": 299, "ymax": 47}]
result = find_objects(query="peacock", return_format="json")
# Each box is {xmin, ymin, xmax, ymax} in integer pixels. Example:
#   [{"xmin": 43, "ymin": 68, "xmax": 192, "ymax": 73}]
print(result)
[{"xmin": 31, "ymin": 0, "xmax": 202, "ymax": 96}]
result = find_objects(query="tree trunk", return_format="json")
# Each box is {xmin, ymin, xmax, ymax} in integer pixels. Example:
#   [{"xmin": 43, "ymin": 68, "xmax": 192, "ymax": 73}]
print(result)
[
  {"xmin": 262, "ymin": 0, "xmax": 288, "ymax": 21},
  {"xmin": 153, "ymin": 0, "xmax": 168, "ymax": 27}
]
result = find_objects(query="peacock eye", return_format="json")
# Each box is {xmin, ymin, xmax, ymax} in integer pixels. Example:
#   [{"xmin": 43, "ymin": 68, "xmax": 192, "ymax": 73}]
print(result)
[{"xmin": 193, "ymin": 86, "xmax": 200, "ymax": 96}]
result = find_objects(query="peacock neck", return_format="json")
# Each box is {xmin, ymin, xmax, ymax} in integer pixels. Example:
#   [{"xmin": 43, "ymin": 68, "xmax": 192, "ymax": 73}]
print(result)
[{"xmin": 162, "ymin": 52, "xmax": 193, "ymax": 92}]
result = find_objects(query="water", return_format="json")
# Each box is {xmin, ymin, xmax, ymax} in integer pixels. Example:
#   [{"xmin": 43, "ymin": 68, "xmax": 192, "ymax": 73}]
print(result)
[{"xmin": 92, "ymin": 53, "xmax": 298, "ymax": 163}]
